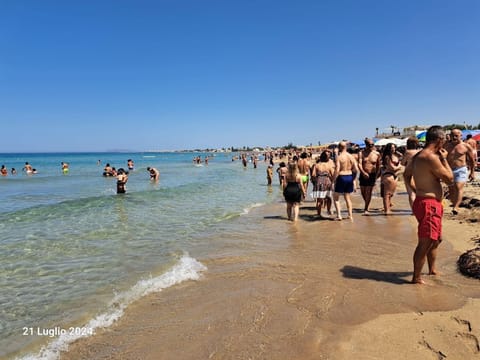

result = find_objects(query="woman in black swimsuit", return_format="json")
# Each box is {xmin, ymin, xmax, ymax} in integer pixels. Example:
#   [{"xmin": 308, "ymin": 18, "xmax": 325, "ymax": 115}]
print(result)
[
  {"xmin": 283, "ymin": 162, "xmax": 305, "ymax": 221},
  {"xmin": 381, "ymin": 143, "xmax": 402, "ymax": 214},
  {"xmin": 116, "ymin": 168, "xmax": 128, "ymax": 194}
]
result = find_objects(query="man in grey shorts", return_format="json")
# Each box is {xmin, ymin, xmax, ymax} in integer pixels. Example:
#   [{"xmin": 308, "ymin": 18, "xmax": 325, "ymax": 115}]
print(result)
[{"xmin": 445, "ymin": 129, "xmax": 475, "ymax": 214}]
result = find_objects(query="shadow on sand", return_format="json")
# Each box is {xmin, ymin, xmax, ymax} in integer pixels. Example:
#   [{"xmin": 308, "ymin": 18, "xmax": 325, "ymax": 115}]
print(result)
[{"xmin": 341, "ymin": 265, "xmax": 411, "ymax": 285}]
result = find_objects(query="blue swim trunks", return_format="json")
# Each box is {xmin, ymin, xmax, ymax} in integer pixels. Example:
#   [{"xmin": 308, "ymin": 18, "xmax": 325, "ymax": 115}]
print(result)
[
  {"xmin": 453, "ymin": 166, "xmax": 468, "ymax": 183},
  {"xmin": 334, "ymin": 174, "xmax": 354, "ymax": 193}
]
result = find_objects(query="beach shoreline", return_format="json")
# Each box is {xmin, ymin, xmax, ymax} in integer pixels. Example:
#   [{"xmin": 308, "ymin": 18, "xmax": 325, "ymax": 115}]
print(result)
[{"xmin": 54, "ymin": 178, "xmax": 480, "ymax": 360}]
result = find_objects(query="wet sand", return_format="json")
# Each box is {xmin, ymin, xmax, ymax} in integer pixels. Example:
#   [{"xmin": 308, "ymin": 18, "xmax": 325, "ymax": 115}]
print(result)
[{"xmin": 61, "ymin": 184, "xmax": 480, "ymax": 359}]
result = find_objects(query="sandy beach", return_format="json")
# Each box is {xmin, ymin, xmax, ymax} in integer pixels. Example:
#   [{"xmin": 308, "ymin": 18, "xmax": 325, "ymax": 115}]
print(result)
[{"xmin": 60, "ymin": 179, "xmax": 480, "ymax": 360}]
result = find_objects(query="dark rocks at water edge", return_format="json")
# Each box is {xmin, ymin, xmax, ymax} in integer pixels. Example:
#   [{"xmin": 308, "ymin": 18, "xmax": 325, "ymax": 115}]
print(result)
[
  {"xmin": 459, "ymin": 196, "xmax": 480, "ymax": 209},
  {"xmin": 458, "ymin": 248, "xmax": 480, "ymax": 279}
]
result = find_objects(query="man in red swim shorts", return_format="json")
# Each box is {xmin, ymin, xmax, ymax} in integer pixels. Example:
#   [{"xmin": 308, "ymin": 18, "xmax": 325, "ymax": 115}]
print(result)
[
  {"xmin": 404, "ymin": 126, "xmax": 453, "ymax": 284},
  {"xmin": 412, "ymin": 196, "xmax": 443, "ymax": 241}
]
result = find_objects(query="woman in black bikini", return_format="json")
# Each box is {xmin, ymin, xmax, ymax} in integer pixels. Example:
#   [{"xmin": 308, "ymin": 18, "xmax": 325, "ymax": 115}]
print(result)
[
  {"xmin": 283, "ymin": 162, "xmax": 305, "ymax": 221},
  {"xmin": 381, "ymin": 143, "xmax": 402, "ymax": 215}
]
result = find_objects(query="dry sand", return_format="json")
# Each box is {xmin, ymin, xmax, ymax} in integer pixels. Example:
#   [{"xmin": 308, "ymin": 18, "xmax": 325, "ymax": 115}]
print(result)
[{"xmin": 60, "ymin": 179, "xmax": 480, "ymax": 360}]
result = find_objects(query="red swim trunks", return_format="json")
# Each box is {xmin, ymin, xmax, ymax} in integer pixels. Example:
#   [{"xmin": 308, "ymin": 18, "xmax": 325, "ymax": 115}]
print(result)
[{"xmin": 412, "ymin": 196, "xmax": 443, "ymax": 241}]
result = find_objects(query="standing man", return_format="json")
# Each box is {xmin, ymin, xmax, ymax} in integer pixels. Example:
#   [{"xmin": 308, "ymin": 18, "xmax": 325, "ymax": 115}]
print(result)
[
  {"xmin": 465, "ymin": 134, "xmax": 478, "ymax": 166},
  {"xmin": 358, "ymin": 139, "xmax": 381, "ymax": 214},
  {"xmin": 333, "ymin": 141, "xmax": 358, "ymax": 221},
  {"xmin": 445, "ymin": 128, "xmax": 475, "ymax": 215},
  {"xmin": 404, "ymin": 126, "xmax": 453, "ymax": 284},
  {"xmin": 297, "ymin": 152, "xmax": 310, "ymax": 201}
]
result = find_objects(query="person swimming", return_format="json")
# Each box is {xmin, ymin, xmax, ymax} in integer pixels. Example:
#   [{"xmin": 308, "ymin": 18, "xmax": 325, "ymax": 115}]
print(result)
[{"xmin": 127, "ymin": 159, "xmax": 135, "ymax": 171}]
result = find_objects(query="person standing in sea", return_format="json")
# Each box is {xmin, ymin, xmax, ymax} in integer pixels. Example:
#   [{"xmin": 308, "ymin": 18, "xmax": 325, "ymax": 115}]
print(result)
[
  {"xmin": 444, "ymin": 128, "xmax": 476, "ymax": 215},
  {"xmin": 23, "ymin": 162, "xmax": 33, "ymax": 175},
  {"xmin": 276, "ymin": 162, "xmax": 287, "ymax": 188},
  {"xmin": 147, "ymin": 167, "xmax": 160, "ymax": 182},
  {"xmin": 266, "ymin": 165, "xmax": 273, "ymax": 186},
  {"xmin": 61, "ymin": 162, "xmax": 69, "ymax": 174},
  {"xmin": 404, "ymin": 125, "xmax": 453, "ymax": 284},
  {"xmin": 241, "ymin": 154, "xmax": 248, "ymax": 168},
  {"xmin": 116, "ymin": 168, "xmax": 128, "ymax": 194},
  {"xmin": 358, "ymin": 138, "xmax": 381, "ymax": 214}
]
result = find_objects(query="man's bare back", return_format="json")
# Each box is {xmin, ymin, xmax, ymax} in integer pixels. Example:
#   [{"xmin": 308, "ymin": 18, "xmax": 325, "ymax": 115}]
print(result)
[{"xmin": 337, "ymin": 151, "xmax": 357, "ymax": 175}]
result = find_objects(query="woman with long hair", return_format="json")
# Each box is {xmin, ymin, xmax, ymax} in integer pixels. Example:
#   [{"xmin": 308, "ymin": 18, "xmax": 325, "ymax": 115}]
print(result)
[
  {"xmin": 381, "ymin": 143, "xmax": 402, "ymax": 214},
  {"xmin": 283, "ymin": 162, "xmax": 304, "ymax": 221}
]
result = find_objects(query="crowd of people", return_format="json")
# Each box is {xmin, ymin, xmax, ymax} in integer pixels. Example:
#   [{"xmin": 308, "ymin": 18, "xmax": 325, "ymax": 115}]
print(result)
[
  {"xmin": 0, "ymin": 158, "xmax": 162, "ymax": 196},
  {"xmin": 0, "ymin": 162, "xmax": 36, "ymax": 176},
  {"xmin": 264, "ymin": 129, "xmax": 477, "ymax": 223},
  {"xmin": 101, "ymin": 160, "xmax": 160, "ymax": 194},
  {"xmin": 259, "ymin": 126, "xmax": 477, "ymax": 285}
]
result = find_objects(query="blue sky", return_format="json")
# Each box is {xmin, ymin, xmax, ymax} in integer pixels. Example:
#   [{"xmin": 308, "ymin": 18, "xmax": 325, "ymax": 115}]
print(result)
[{"xmin": 1, "ymin": 0, "xmax": 479, "ymax": 152}]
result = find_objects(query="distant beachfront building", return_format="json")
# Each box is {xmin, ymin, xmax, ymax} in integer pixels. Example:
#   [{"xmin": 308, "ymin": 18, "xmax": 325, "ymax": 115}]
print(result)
[{"xmin": 376, "ymin": 125, "xmax": 430, "ymax": 139}]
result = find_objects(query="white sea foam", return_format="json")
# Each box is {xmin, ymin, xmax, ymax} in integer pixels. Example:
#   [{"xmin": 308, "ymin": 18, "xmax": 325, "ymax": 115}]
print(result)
[
  {"xmin": 241, "ymin": 202, "xmax": 264, "ymax": 215},
  {"xmin": 19, "ymin": 255, "xmax": 207, "ymax": 360}
]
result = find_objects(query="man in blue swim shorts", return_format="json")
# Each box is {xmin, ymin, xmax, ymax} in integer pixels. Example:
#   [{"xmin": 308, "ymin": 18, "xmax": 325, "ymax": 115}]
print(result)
[
  {"xmin": 333, "ymin": 141, "xmax": 359, "ymax": 221},
  {"xmin": 445, "ymin": 129, "xmax": 475, "ymax": 215}
]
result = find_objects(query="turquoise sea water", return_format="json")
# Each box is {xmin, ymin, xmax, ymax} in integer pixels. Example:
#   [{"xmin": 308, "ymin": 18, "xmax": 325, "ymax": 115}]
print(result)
[{"xmin": 0, "ymin": 152, "xmax": 277, "ymax": 359}]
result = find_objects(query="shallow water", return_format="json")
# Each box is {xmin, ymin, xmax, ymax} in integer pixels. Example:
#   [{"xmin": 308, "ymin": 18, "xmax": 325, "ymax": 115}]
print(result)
[
  {"xmin": 0, "ymin": 152, "xmax": 277, "ymax": 359},
  {"xmin": 59, "ymin": 193, "xmax": 480, "ymax": 360},
  {"xmin": 3, "ymin": 153, "xmax": 479, "ymax": 359}
]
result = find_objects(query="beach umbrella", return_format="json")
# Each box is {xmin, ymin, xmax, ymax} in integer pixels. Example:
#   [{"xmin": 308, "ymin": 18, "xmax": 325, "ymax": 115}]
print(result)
[
  {"xmin": 461, "ymin": 130, "xmax": 480, "ymax": 140},
  {"xmin": 374, "ymin": 138, "xmax": 406, "ymax": 147},
  {"xmin": 416, "ymin": 131, "xmax": 426, "ymax": 142},
  {"xmin": 473, "ymin": 133, "xmax": 480, "ymax": 141},
  {"xmin": 350, "ymin": 140, "xmax": 366, "ymax": 148}
]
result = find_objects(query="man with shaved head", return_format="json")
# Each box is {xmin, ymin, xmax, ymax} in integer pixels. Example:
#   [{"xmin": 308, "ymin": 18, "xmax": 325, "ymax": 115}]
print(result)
[{"xmin": 445, "ymin": 128, "xmax": 475, "ymax": 215}]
